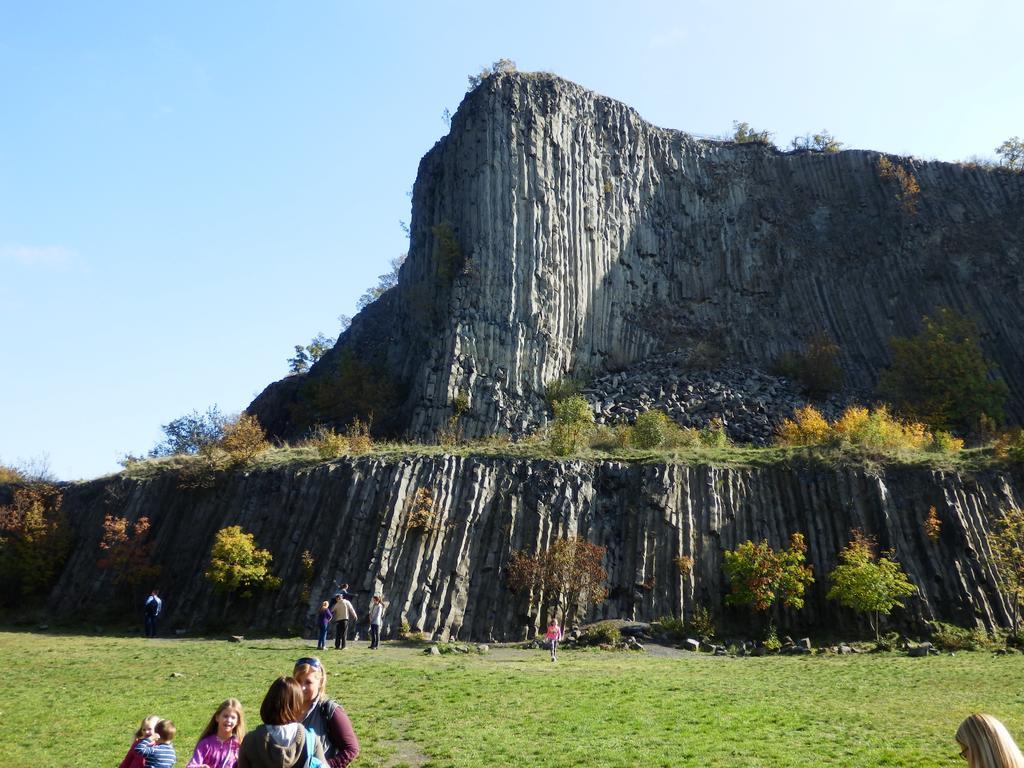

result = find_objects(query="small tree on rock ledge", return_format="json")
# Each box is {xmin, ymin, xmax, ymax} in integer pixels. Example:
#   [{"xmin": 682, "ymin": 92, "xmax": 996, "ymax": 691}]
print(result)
[
  {"xmin": 205, "ymin": 525, "xmax": 281, "ymax": 601},
  {"xmin": 826, "ymin": 529, "xmax": 917, "ymax": 642},
  {"xmin": 723, "ymin": 533, "xmax": 814, "ymax": 628}
]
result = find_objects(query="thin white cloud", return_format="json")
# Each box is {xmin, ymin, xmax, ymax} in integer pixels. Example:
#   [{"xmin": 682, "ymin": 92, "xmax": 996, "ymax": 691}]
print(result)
[{"xmin": 0, "ymin": 244, "xmax": 77, "ymax": 269}]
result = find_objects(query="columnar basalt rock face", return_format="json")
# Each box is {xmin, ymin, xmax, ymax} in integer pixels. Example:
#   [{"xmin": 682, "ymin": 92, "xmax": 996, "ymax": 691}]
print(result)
[
  {"xmin": 249, "ymin": 72, "xmax": 1024, "ymax": 443},
  {"xmin": 49, "ymin": 460, "xmax": 1023, "ymax": 639}
]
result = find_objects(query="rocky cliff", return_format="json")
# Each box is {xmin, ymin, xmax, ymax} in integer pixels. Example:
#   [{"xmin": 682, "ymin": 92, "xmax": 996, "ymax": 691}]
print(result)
[
  {"xmin": 48, "ymin": 458, "xmax": 1023, "ymax": 640},
  {"xmin": 249, "ymin": 71, "xmax": 1024, "ymax": 443}
]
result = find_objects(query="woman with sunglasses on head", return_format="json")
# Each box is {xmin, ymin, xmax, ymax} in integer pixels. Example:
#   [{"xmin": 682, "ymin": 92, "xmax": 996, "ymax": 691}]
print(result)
[
  {"xmin": 956, "ymin": 714, "xmax": 1024, "ymax": 768},
  {"xmin": 292, "ymin": 657, "xmax": 360, "ymax": 768}
]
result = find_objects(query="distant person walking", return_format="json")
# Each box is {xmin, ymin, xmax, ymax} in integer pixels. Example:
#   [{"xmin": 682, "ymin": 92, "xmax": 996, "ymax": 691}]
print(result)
[
  {"xmin": 956, "ymin": 714, "xmax": 1024, "ymax": 768},
  {"xmin": 144, "ymin": 590, "xmax": 163, "ymax": 638},
  {"xmin": 367, "ymin": 596, "xmax": 384, "ymax": 650},
  {"xmin": 545, "ymin": 617, "xmax": 563, "ymax": 662},
  {"xmin": 316, "ymin": 601, "xmax": 332, "ymax": 651},
  {"xmin": 330, "ymin": 593, "xmax": 358, "ymax": 650}
]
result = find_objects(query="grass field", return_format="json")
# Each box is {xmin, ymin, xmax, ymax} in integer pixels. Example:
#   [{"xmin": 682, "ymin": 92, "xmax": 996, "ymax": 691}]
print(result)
[{"xmin": 2, "ymin": 632, "xmax": 1023, "ymax": 767}]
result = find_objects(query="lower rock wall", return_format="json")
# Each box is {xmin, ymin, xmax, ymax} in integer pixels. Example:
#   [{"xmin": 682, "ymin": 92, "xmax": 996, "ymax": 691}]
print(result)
[{"xmin": 49, "ymin": 458, "xmax": 1023, "ymax": 640}]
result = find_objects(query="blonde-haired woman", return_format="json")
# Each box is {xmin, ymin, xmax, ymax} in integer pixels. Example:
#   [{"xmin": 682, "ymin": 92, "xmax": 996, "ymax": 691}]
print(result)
[{"xmin": 957, "ymin": 714, "xmax": 1024, "ymax": 768}]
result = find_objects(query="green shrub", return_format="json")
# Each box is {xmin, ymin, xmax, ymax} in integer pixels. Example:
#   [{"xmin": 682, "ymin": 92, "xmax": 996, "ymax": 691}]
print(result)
[
  {"xmin": 929, "ymin": 621, "xmax": 999, "ymax": 651},
  {"xmin": 927, "ymin": 430, "xmax": 965, "ymax": 454},
  {"xmin": 653, "ymin": 616, "xmax": 687, "ymax": 643},
  {"xmin": 688, "ymin": 604, "xmax": 716, "ymax": 638},
  {"xmin": 877, "ymin": 307, "xmax": 1008, "ymax": 434},
  {"xmin": 432, "ymin": 221, "xmax": 464, "ymax": 283},
  {"xmin": 664, "ymin": 423, "xmax": 701, "ymax": 449},
  {"xmin": 549, "ymin": 395, "xmax": 594, "ymax": 456},
  {"xmin": 579, "ymin": 621, "xmax": 622, "ymax": 646},
  {"xmin": 309, "ymin": 426, "xmax": 347, "ymax": 459},
  {"xmin": 545, "ymin": 378, "xmax": 583, "ymax": 409},
  {"xmin": 699, "ymin": 418, "xmax": 730, "ymax": 448},
  {"xmin": 763, "ymin": 624, "xmax": 782, "ymax": 652},
  {"xmin": 632, "ymin": 410, "xmax": 670, "ymax": 449}
]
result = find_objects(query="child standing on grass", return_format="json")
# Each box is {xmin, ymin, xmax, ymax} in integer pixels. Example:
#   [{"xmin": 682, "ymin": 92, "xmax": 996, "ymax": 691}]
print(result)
[
  {"xmin": 186, "ymin": 699, "xmax": 245, "ymax": 768},
  {"xmin": 119, "ymin": 715, "xmax": 161, "ymax": 768},
  {"xmin": 134, "ymin": 719, "xmax": 177, "ymax": 768},
  {"xmin": 545, "ymin": 617, "xmax": 563, "ymax": 662},
  {"xmin": 316, "ymin": 601, "xmax": 333, "ymax": 651}
]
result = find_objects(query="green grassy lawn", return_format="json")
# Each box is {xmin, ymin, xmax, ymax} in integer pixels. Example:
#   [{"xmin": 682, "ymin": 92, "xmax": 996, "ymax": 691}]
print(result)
[{"xmin": 2, "ymin": 632, "xmax": 1022, "ymax": 767}]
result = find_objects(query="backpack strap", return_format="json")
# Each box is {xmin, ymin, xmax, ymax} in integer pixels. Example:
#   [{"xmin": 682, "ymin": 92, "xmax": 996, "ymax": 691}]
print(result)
[
  {"xmin": 319, "ymin": 698, "xmax": 338, "ymax": 720},
  {"xmin": 304, "ymin": 726, "xmax": 316, "ymax": 767}
]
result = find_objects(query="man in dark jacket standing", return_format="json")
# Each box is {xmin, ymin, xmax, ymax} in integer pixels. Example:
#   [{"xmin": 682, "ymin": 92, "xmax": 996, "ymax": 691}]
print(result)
[{"xmin": 144, "ymin": 589, "xmax": 162, "ymax": 637}]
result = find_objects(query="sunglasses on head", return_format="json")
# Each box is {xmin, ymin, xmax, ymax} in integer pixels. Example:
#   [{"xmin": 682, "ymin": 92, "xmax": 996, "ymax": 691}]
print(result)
[{"xmin": 295, "ymin": 657, "xmax": 321, "ymax": 669}]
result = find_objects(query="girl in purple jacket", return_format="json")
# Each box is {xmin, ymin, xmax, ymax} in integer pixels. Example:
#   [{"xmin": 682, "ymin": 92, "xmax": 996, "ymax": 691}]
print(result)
[{"xmin": 186, "ymin": 698, "xmax": 245, "ymax": 768}]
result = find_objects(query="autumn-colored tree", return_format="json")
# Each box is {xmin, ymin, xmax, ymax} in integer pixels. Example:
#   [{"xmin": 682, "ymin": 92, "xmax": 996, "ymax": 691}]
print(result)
[
  {"xmin": 723, "ymin": 533, "xmax": 815, "ymax": 614},
  {"xmin": 97, "ymin": 514, "xmax": 160, "ymax": 595},
  {"xmin": 0, "ymin": 485, "xmax": 71, "ymax": 605},
  {"xmin": 827, "ymin": 530, "xmax": 917, "ymax": 641},
  {"xmin": 924, "ymin": 506, "xmax": 942, "ymax": 542},
  {"xmin": 988, "ymin": 508, "xmax": 1024, "ymax": 638},
  {"xmin": 407, "ymin": 487, "xmax": 436, "ymax": 531},
  {"xmin": 878, "ymin": 156, "xmax": 921, "ymax": 215},
  {"xmin": 219, "ymin": 413, "xmax": 270, "ymax": 466},
  {"xmin": 507, "ymin": 536, "xmax": 608, "ymax": 623},
  {"xmin": 205, "ymin": 526, "xmax": 281, "ymax": 599}
]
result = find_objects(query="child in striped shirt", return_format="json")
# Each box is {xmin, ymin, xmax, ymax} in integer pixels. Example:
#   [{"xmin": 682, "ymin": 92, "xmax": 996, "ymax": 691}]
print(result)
[{"xmin": 134, "ymin": 719, "xmax": 177, "ymax": 768}]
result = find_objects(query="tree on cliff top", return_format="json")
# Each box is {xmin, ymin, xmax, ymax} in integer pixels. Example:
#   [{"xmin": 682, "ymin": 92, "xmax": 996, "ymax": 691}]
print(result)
[
  {"xmin": 877, "ymin": 307, "xmax": 1008, "ymax": 435},
  {"xmin": 731, "ymin": 120, "xmax": 774, "ymax": 146},
  {"xmin": 467, "ymin": 58, "xmax": 517, "ymax": 90},
  {"xmin": 507, "ymin": 536, "xmax": 608, "ymax": 624},
  {"xmin": 827, "ymin": 530, "xmax": 917, "ymax": 642},
  {"xmin": 996, "ymin": 137, "xmax": 1023, "ymax": 171},
  {"xmin": 149, "ymin": 406, "xmax": 226, "ymax": 457}
]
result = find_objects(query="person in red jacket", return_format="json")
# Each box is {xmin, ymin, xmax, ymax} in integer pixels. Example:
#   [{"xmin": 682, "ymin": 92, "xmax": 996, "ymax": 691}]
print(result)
[{"xmin": 118, "ymin": 715, "xmax": 161, "ymax": 768}]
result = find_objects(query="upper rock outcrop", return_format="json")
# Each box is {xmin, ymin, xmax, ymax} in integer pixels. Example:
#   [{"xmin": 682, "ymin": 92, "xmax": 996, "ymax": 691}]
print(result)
[{"xmin": 250, "ymin": 71, "xmax": 1024, "ymax": 441}]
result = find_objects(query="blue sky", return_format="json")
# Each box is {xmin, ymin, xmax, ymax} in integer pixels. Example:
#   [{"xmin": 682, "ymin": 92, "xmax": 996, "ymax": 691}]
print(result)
[{"xmin": 2, "ymin": 1, "xmax": 1021, "ymax": 480}]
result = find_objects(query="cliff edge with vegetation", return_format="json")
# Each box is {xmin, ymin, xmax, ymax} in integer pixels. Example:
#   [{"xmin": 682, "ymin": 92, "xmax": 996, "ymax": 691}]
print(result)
[
  {"xmin": 249, "ymin": 70, "xmax": 1024, "ymax": 443},
  {"xmin": 43, "ymin": 457, "xmax": 1023, "ymax": 640}
]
